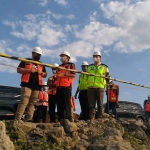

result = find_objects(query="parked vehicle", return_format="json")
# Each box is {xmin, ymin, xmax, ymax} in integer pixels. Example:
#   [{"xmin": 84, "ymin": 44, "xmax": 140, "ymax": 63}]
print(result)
[
  {"xmin": 0, "ymin": 85, "xmax": 21, "ymax": 120},
  {"xmin": 105, "ymin": 101, "xmax": 146, "ymax": 122}
]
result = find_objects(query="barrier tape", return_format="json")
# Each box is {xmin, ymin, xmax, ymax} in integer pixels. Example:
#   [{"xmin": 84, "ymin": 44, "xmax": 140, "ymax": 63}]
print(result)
[{"xmin": 0, "ymin": 52, "xmax": 150, "ymax": 89}]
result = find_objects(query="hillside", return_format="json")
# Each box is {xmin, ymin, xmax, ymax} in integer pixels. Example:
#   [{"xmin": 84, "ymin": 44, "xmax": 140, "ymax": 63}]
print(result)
[{"xmin": 0, "ymin": 113, "xmax": 150, "ymax": 150}]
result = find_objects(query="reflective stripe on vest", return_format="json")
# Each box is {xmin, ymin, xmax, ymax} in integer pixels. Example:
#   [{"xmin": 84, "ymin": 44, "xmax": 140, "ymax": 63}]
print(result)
[
  {"xmin": 21, "ymin": 63, "xmax": 43, "ymax": 85},
  {"xmin": 78, "ymin": 74, "xmax": 88, "ymax": 90},
  {"xmin": 145, "ymin": 101, "xmax": 150, "ymax": 112},
  {"xmin": 56, "ymin": 63, "xmax": 74, "ymax": 87},
  {"xmin": 87, "ymin": 64, "xmax": 107, "ymax": 88},
  {"xmin": 108, "ymin": 84, "xmax": 118, "ymax": 102},
  {"xmin": 47, "ymin": 76, "xmax": 57, "ymax": 95}
]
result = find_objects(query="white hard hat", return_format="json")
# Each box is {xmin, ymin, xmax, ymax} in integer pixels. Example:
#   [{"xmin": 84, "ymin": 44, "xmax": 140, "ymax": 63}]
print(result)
[
  {"xmin": 81, "ymin": 61, "xmax": 89, "ymax": 66},
  {"xmin": 53, "ymin": 63, "xmax": 59, "ymax": 67},
  {"xmin": 42, "ymin": 81, "xmax": 47, "ymax": 86},
  {"xmin": 93, "ymin": 51, "xmax": 101, "ymax": 56},
  {"xmin": 32, "ymin": 47, "xmax": 42, "ymax": 55},
  {"xmin": 60, "ymin": 51, "xmax": 70, "ymax": 58}
]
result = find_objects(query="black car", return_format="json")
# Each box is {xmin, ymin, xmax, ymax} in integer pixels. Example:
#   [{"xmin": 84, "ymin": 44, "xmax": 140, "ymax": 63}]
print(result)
[
  {"xmin": 0, "ymin": 85, "xmax": 21, "ymax": 120},
  {"xmin": 105, "ymin": 101, "xmax": 146, "ymax": 122}
]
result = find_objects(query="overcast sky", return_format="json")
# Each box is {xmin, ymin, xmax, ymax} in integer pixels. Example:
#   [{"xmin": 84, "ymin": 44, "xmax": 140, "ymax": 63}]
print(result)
[{"xmin": 0, "ymin": 0, "xmax": 150, "ymax": 113}]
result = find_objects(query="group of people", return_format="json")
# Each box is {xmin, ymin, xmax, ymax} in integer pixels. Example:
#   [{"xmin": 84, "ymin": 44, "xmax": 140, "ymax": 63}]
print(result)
[{"xmin": 15, "ymin": 47, "xmax": 120, "ymax": 123}]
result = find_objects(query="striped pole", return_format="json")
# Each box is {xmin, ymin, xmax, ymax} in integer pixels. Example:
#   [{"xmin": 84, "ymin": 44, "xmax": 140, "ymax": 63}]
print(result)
[{"xmin": 0, "ymin": 52, "xmax": 150, "ymax": 89}]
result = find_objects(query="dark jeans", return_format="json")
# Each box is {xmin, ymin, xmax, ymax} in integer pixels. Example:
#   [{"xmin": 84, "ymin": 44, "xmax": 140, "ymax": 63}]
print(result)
[
  {"xmin": 104, "ymin": 101, "xmax": 117, "ymax": 119},
  {"xmin": 49, "ymin": 95, "xmax": 56, "ymax": 123},
  {"xmin": 36, "ymin": 105, "xmax": 47, "ymax": 122},
  {"xmin": 145, "ymin": 112, "xmax": 150, "ymax": 121},
  {"xmin": 79, "ymin": 90, "xmax": 89, "ymax": 120},
  {"xmin": 56, "ymin": 87, "xmax": 71, "ymax": 121}
]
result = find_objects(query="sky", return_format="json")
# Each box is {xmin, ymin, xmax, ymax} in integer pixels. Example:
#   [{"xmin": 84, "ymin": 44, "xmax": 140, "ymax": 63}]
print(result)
[{"xmin": 0, "ymin": 0, "xmax": 150, "ymax": 113}]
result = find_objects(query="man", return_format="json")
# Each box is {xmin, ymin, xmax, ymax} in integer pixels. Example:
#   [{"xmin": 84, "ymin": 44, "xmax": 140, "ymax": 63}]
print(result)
[
  {"xmin": 74, "ymin": 61, "xmax": 89, "ymax": 121},
  {"xmin": 55, "ymin": 51, "xmax": 76, "ymax": 121},
  {"xmin": 36, "ymin": 82, "xmax": 48, "ymax": 123},
  {"xmin": 104, "ymin": 79, "xmax": 119, "ymax": 119},
  {"xmin": 87, "ymin": 50, "xmax": 110, "ymax": 120},
  {"xmin": 144, "ymin": 95, "xmax": 150, "ymax": 125},
  {"xmin": 47, "ymin": 63, "xmax": 59, "ymax": 123},
  {"xmin": 15, "ymin": 47, "xmax": 47, "ymax": 122}
]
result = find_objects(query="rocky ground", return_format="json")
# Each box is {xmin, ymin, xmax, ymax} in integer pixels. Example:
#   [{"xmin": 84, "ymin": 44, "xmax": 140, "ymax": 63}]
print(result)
[{"xmin": 0, "ymin": 113, "xmax": 150, "ymax": 150}]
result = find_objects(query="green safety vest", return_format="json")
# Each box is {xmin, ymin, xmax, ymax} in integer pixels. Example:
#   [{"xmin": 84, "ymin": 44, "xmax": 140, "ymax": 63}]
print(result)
[
  {"xmin": 78, "ymin": 74, "xmax": 88, "ymax": 90},
  {"xmin": 87, "ymin": 64, "xmax": 107, "ymax": 88}
]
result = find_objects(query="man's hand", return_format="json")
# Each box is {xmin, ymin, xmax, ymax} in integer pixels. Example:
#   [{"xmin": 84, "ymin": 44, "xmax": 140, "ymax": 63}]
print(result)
[
  {"xmin": 55, "ymin": 73, "xmax": 65, "ymax": 78},
  {"xmin": 37, "ymin": 70, "xmax": 43, "ymax": 75},
  {"xmin": 31, "ymin": 68, "xmax": 37, "ymax": 73},
  {"xmin": 74, "ymin": 93, "xmax": 77, "ymax": 99}
]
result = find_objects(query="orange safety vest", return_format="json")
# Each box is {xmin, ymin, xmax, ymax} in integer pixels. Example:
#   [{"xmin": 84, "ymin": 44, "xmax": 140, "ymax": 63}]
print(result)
[
  {"xmin": 108, "ymin": 84, "xmax": 119, "ymax": 102},
  {"xmin": 70, "ymin": 96, "xmax": 75, "ymax": 111},
  {"xmin": 145, "ymin": 101, "xmax": 150, "ymax": 112},
  {"xmin": 56, "ymin": 63, "xmax": 75, "ymax": 87},
  {"xmin": 36, "ymin": 91, "xmax": 48, "ymax": 106},
  {"xmin": 47, "ymin": 76, "xmax": 57, "ymax": 95},
  {"xmin": 21, "ymin": 62, "xmax": 43, "ymax": 85}
]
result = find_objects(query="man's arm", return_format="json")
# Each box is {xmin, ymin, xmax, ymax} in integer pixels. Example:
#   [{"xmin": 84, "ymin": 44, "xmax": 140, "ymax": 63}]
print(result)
[
  {"xmin": 17, "ymin": 61, "xmax": 36, "ymax": 74},
  {"xmin": 74, "ymin": 86, "xmax": 79, "ymax": 99}
]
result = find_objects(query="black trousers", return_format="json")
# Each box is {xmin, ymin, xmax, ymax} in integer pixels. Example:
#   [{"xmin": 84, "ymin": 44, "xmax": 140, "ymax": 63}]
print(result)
[
  {"xmin": 79, "ymin": 90, "xmax": 89, "ymax": 120},
  {"xmin": 48, "ymin": 95, "xmax": 56, "ymax": 122},
  {"xmin": 56, "ymin": 87, "xmax": 71, "ymax": 121},
  {"xmin": 36, "ymin": 105, "xmax": 47, "ymax": 122}
]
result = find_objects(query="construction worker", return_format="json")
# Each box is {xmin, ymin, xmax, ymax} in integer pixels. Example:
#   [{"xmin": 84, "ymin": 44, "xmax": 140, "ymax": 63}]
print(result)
[
  {"xmin": 104, "ymin": 79, "xmax": 119, "ymax": 119},
  {"xmin": 36, "ymin": 82, "xmax": 48, "ymax": 123},
  {"xmin": 55, "ymin": 51, "xmax": 76, "ymax": 122},
  {"xmin": 15, "ymin": 47, "xmax": 47, "ymax": 122},
  {"xmin": 144, "ymin": 95, "xmax": 150, "ymax": 125},
  {"xmin": 74, "ymin": 61, "xmax": 89, "ymax": 121},
  {"xmin": 87, "ymin": 50, "xmax": 110, "ymax": 120},
  {"xmin": 47, "ymin": 63, "xmax": 59, "ymax": 123}
]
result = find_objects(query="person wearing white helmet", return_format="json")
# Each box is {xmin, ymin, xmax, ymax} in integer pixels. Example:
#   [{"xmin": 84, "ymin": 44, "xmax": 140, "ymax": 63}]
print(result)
[
  {"xmin": 36, "ymin": 81, "xmax": 48, "ymax": 123},
  {"xmin": 55, "ymin": 51, "xmax": 76, "ymax": 122},
  {"xmin": 15, "ymin": 47, "xmax": 47, "ymax": 122},
  {"xmin": 74, "ymin": 61, "xmax": 89, "ymax": 120},
  {"xmin": 87, "ymin": 50, "xmax": 110, "ymax": 120},
  {"xmin": 47, "ymin": 63, "xmax": 59, "ymax": 123},
  {"xmin": 104, "ymin": 79, "xmax": 119, "ymax": 119}
]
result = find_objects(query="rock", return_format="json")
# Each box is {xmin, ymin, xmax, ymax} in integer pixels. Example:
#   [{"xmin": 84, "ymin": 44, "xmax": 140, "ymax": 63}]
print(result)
[
  {"xmin": 36, "ymin": 123, "xmax": 53, "ymax": 130},
  {"xmin": 103, "ymin": 127, "xmax": 122, "ymax": 137},
  {"xmin": 0, "ymin": 121, "xmax": 14, "ymax": 150},
  {"xmin": 48, "ymin": 126, "xmax": 65, "ymax": 138},
  {"xmin": 78, "ymin": 133, "xmax": 88, "ymax": 141},
  {"xmin": 89, "ymin": 136, "xmax": 134, "ymax": 150},
  {"xmin": 60, "ymin": 119, "xmax": 77, "ymax": 132},
  {"xmin": 74, "ymin": 139, "xmax": 89, "ymax": 150},
  {"xmin": 131, "ymin": 127, "xmax": 147, "ymax": 141},
  {"xmin": 128, "ymin": 120, "xmax": 147, "ymax": 131}
]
